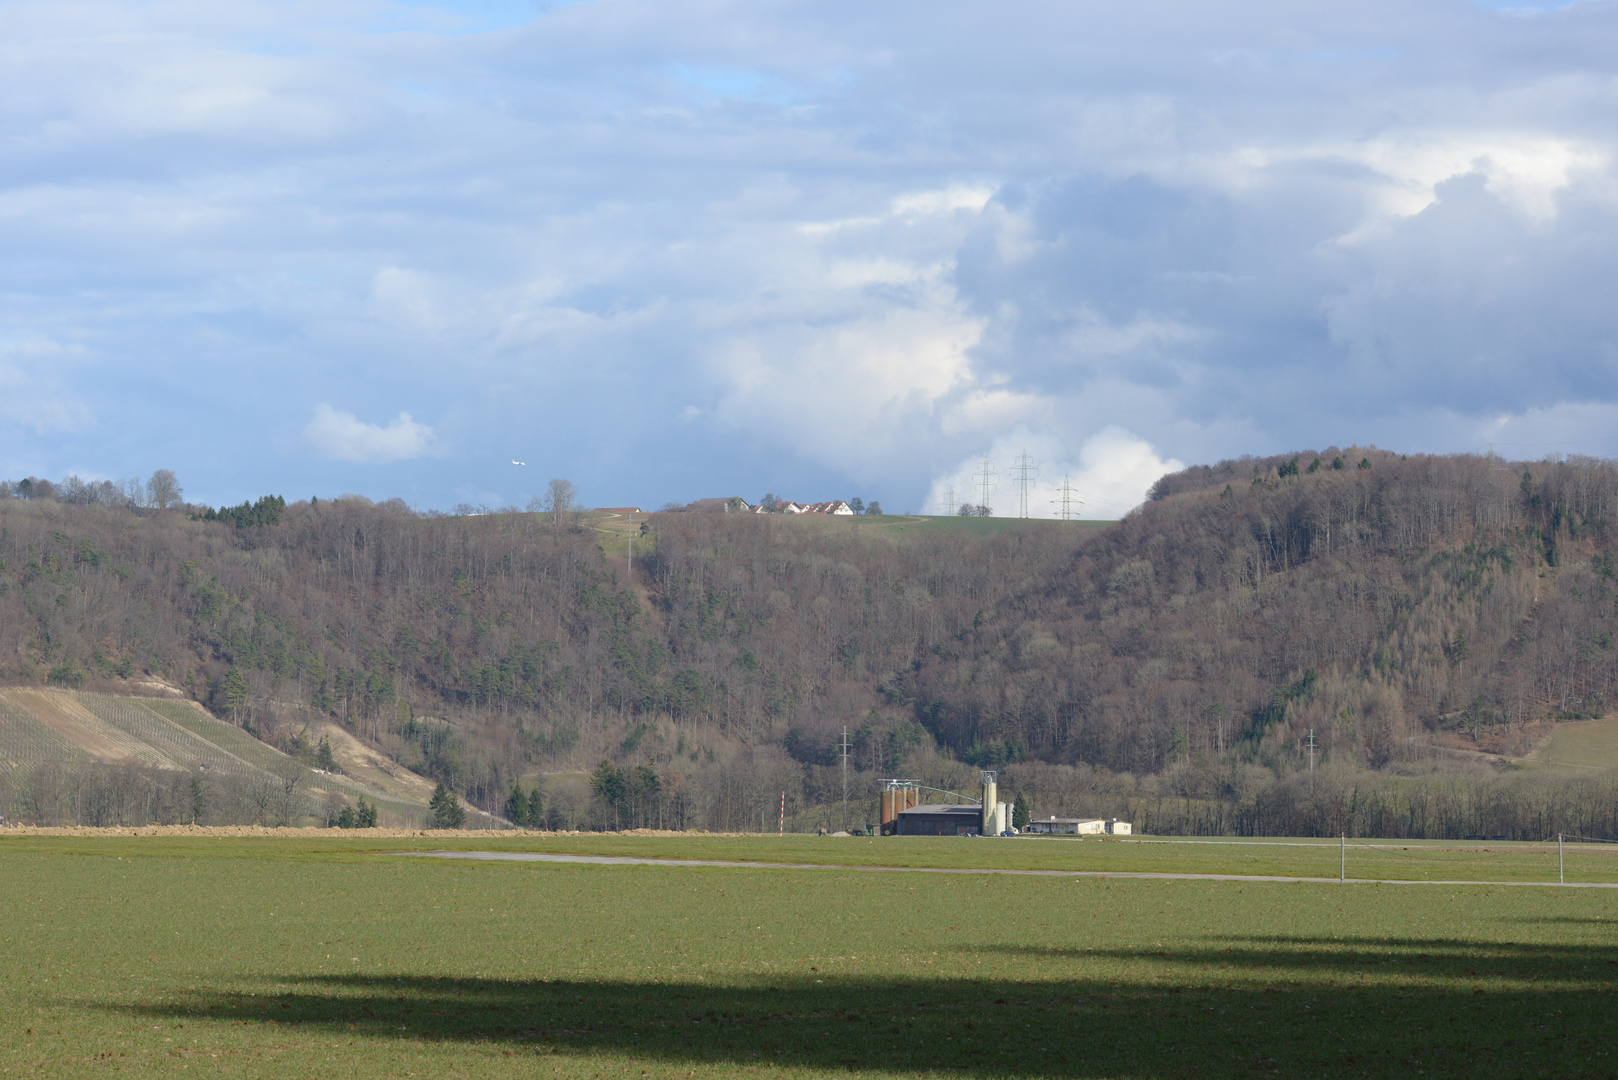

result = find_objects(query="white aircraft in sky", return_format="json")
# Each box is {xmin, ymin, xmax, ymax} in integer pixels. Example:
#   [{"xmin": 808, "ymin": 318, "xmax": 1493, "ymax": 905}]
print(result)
[{"xmin": 512, "ymin": 459, "xmax": 526, "ymax": 465}]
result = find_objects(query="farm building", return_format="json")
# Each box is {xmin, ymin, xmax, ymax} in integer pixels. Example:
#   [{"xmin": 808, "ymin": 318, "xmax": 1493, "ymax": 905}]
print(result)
[
  {"xmin": 1025, "ymin": 817, "xmax": 1107, "ymax": 835},
  {"xmin": 885, "ymin": 772, "xmax": 1011, "ymax": 836},
  {"xmin": 893, "ymin": 803, "xmax": 987, "ymax": 836},
  {"xmin": 1024, "ymin": 817, "xmax": 1132, "ymax": 835}
]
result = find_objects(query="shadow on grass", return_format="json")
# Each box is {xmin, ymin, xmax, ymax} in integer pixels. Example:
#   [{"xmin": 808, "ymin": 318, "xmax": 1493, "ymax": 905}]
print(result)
[
  {"xmin": 113, "ymin": 938, "xmax": 1618, "ymax": 1079},
  {"xmin": 971, "ymin": 936, "xmax": 1618, "ymax": 983}
]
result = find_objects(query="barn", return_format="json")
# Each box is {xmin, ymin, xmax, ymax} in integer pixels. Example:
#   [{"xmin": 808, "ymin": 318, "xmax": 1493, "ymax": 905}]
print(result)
[{"xmin": 894, "ymin": 803, "xmax": 986, "ymax": 836}]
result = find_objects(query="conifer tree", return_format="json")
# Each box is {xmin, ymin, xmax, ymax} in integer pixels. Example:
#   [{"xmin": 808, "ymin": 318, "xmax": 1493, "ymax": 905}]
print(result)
[
  {"xmin": 429, "ymin": 783, "xmax": 465, "ymax": 829},
  {"xmin": 1012, "ymin": 792, "xmax": 1030, "ymax": 831},
  {"xmin": 505, "ymin": 783, "xmax": 527, "ymax": 826}
]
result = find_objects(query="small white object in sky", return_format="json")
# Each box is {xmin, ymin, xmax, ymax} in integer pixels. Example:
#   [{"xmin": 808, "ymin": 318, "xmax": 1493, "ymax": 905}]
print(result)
[{"xmin": 512, "ymin": 459, "xmax": 526, "ymax": 465}]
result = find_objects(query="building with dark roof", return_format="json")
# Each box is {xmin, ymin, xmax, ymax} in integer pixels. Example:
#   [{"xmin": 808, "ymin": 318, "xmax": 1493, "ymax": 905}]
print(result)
[{"xmin": 894, "ymin": 803, "xmax": 988, "ymax": 836}]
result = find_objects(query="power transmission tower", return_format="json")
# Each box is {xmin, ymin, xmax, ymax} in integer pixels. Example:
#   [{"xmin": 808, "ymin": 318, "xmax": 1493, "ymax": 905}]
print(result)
[
  {"xmin": 1053, "ymin": 474, "xmax": 1082, "ymax": 521},
  {"xmin": 1012, "ymin": 450, "xmax": 1038, "ymax": 518},
  {"xmin": 973, "ymin": 457, "xmax": 997, "ymax": 515},
  {"xmin": 841, "ymin": 726, "xmax": 850, "ymax": 831},
  {"xmin": 1306, "ymin": 729, "xmax": 1317, "ymax": 774},
  {"xmin": 943, "ymin": 484, "xmax": 955, "ymax": 517}
]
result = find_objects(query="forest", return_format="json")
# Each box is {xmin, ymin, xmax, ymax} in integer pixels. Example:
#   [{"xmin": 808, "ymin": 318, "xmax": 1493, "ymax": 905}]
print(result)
[{"xmin": 4, "ymin": 445, "xmax": 1618, "ymax": 836}]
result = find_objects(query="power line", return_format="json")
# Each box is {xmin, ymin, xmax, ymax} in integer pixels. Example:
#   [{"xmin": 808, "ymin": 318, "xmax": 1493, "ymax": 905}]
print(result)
[{"xmin": 1012, "ymin": 450, "xmax": 1038, "ymax": 519}]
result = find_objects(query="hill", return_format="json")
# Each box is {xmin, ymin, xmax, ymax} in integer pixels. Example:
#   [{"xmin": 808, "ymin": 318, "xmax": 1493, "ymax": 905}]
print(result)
[
  {"xmin": 0, "ymin": 687, "xmax": 445, "ymax": 827},
  {"xmin": 6, "ymin": 447, "xmax": 1618, "ymax": 835}
]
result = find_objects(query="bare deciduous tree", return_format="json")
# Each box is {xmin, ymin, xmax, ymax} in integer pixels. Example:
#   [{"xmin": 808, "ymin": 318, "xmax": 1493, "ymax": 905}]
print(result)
[{"xmin": 146, "ymin": 469, "xmax": 183, "ymax": 509}]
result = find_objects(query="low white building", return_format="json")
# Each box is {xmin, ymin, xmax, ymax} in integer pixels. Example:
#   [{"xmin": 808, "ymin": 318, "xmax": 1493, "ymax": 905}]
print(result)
[
  {"xmin": 1024, "ymin": 816, "xmax": 1106, "ymax": 835},
  {"xmin": 1022, "ymin": 816, "xmax": 1133, "ymax": 836}
]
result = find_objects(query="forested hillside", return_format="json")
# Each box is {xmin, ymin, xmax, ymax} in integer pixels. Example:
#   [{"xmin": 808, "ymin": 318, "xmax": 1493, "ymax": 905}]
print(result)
[{"xmin": 5, "ymin": 447, "xmax": 1618, "ymax": 835}]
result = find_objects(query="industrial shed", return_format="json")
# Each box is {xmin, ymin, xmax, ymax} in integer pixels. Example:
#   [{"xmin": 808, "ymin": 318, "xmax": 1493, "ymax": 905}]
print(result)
[
  {"xmin": 1023, "ymin": 817, "xmax": 1132, "ymax": 835},
  {"xmin": 1025, "ymin": 817, "xmax": 1106, "ymax": 835},
  {"xmin": 894, "ymin": 803, "xmax": 987, "ymax": 836}
]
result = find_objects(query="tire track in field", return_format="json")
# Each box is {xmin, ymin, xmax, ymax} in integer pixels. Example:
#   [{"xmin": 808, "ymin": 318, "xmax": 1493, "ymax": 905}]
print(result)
[{"xmin": 393, "ymin": 850, "xmax": 1618, "ymax": 887}]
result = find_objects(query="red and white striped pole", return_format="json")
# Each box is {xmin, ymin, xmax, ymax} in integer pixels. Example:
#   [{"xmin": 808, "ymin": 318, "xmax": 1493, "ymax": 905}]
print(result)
[{"xmin": 779, "ymin": 791, "xmax": 786, "ymax": 836}]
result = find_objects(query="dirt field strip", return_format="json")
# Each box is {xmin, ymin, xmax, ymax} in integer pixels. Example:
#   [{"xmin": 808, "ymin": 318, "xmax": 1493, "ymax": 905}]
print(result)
[{"xmin": 397, "ymin": 848, "xmax": 1618, "ymax": 886}]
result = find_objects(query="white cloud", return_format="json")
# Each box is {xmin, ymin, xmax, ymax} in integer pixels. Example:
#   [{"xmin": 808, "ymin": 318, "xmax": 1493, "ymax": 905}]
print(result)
[
  {"xmin": 302, "ymin": 404, "xmax": 438, "ymax": 464},
  {"xmin": 0, "ymin": 342, "xmax": 92, "ymax": 434},
  {"xmin": 7, "ymin": 1, "xmax": 1618, "ymax": 508},
  {"xmin": 927, "ymin": 426, "xmax": 1183, "ymax": 520}
]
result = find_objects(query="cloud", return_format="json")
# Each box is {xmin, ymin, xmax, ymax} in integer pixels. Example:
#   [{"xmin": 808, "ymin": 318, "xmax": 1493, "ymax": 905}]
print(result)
[
  {"xmin": 927, "ymin": 426, "xmax": 1183, "ymax": 520},
  {"xmin": 5, "ymin": 1, "xmax": 1618, "ymax": 508},
  {"xmin": 0, "ymin": 342, "xmax": 92, "ymax": 435},
  {"xmin": 302, "ymin": 405, "xmax": 438, "ymax": 464}
]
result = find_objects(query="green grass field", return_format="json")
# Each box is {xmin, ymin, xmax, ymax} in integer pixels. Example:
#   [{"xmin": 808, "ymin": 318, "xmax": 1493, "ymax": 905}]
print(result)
[
  {"xmin": 3, "ymin": 834, "xmax": 1617, "ymax": 1078},
  {"xmin": 1537, "ymin": 716, "xmax": 1618, "ymax": 770},
  {"xmin": 860, "ymin": 515, "xmax": 1114, "ymax": 537}
]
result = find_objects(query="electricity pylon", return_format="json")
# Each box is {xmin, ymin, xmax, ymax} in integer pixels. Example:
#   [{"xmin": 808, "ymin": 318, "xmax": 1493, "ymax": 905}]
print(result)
[
  {"xmin": 1053, "ymin": 475, "xmax": 1082, "ymax": 521},
  {"xmin": 1012, "ymin": 450, "xmax": 1038, "ymax": 519},
  {"xmin": 973, "ymin": 457, "xmax": 997, "ymax": 515}
]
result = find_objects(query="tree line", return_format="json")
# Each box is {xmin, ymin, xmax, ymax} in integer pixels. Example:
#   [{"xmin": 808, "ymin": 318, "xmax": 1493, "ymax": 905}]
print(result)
[{"xmin": 8, "ymin": 448, "xmax": 1618, "ymax": 835}]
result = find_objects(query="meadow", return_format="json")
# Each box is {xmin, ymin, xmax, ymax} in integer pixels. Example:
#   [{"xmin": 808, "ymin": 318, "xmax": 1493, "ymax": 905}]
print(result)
[
  {"xmin": 1538, "ymin": 716, "xmax": 1618, "ymax": 771},
  {"xmin": 2, "ymin": 833, "xmax": 1616, "ymax": 1078}
]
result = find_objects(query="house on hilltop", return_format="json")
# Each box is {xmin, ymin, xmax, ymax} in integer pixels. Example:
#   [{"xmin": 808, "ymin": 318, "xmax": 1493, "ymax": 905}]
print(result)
[{"xmin": 675, "ymin": 497, "xmax": 752, "ymax": 513}]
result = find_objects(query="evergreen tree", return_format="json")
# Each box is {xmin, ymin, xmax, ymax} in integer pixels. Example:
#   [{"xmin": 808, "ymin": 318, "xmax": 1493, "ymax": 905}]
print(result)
[
  {"xmin": 1012, "ymin": 792, "xmax": 1030, "ymax": 831},
  {"xmin": 505, "ymin": 783, "xmax": 527, "ymax": 826},
  {"xmin": 315, "ymin": 737, "xmax": 336, "ymax": 772},
  {"xmin": 357, "ymin": 796, "xmax": 376, "ymax": 827},
  {"xmin": 429, "ymin": 783, "xmax": 465, "ymax": 829},
  {"xmin": 526, "ymin": 787, "xmax": 543, "ymax": 829},
  {"xmin": 222, "ymin": 667, "xmax": 249, "ymax": 725},
  {"xmin": 335, "ymin": 805, "xmax": 357, "ymax": 828}
]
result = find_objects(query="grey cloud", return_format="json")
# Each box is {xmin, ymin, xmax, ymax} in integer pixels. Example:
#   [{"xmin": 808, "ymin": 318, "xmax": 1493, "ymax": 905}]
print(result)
[{"xmin": 2, "ymin": 0, "xmax": 1618, "ymax": 508}]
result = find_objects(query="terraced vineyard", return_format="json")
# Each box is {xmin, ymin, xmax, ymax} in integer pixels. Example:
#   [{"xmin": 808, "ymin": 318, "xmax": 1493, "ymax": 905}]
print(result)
[
  {"xmin": 0, "ymin": 688, "xmax": 428, "ymax": 825},
  {"xmin": 0, "ymin": 692, "xmax": 88, "ymax": 768}
]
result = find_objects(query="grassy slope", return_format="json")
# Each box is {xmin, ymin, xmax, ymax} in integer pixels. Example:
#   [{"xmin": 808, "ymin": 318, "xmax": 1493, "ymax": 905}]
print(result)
[
  {"xmin": 0, "ymin": 689, "xmax": 431, "ymax": 824},
  {"xmin": 1536, "ymin": 716, "xmax": 1618, "ymax": 770},
  {"xmin": 2, "ymin": 835, "xmax": 1615, "ymax": 1079}
]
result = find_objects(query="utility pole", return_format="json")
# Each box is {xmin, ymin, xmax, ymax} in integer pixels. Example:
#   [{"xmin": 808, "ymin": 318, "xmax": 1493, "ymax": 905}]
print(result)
[
  {"xmin": 1560, "ymin": 833, "xmax": 1564, "ymax": 884},
  {"xmin": 627, "ymin": 530, "xmax": 633, "ymax": 580},
  {"xmin": 1341, "ymin": 834, "xmax": 1345, "ymax": 882},
  {"xmin": 1012, "ymin": 450, "xmax": 1038, "ymax": 519},
  {"xmin": 974, "ymin": 457, "xmax": 997, "ymax": 515},
  {"xmin": 841, "ymin": 726, "xmax": 850, "ymax": 832}
]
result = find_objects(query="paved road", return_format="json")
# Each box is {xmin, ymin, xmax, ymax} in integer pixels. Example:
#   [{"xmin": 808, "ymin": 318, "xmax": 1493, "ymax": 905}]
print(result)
[{"xmin": 394, "ymin": 850, "xmax": 1618, "ymax": 887}]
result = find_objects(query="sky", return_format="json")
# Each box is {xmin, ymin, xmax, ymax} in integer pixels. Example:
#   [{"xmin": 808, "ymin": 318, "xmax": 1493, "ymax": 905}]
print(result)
[{"xmin": 3, "ymin": 0, "xmax": 1617, "ymax": 517}]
